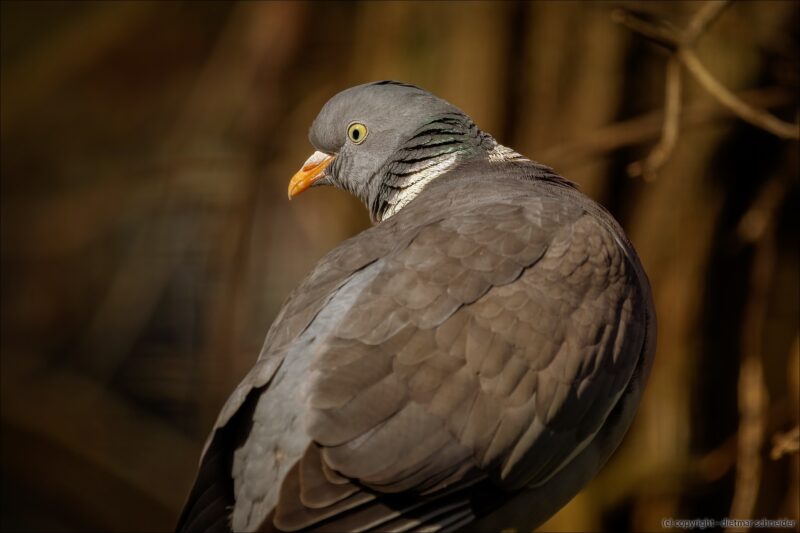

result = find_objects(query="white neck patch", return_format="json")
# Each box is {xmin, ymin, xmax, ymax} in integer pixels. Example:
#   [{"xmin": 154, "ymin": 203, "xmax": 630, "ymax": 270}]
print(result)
[
  {"xmin": 382, "ymin": 152, "xmax": 459, "ymax": 220},
  {"xmin": 379, "ymin": 143, "xmax": 529, "ymax": 221}
]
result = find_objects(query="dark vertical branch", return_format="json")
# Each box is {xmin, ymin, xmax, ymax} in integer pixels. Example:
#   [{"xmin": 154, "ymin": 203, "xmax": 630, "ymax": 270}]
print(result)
[
  {"xmin": 499, "ymin": 0, "xmax": 529, "ymax": 147},
  {"xmin": 201, "ymin": 2, "xmax": 308, "ymax": 424}
]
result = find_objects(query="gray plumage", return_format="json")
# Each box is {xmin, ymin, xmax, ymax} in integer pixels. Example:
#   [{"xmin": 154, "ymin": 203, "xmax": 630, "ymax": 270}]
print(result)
[{"xmin": 177, "ymin": 81, "xmax": 656, "ymax": 533}]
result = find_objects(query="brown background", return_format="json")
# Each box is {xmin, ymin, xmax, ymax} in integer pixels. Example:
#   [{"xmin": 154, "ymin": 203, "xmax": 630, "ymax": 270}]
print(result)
[{"xmin": 1, "ymin": 1, "xmax": 798, "ymax": 531}]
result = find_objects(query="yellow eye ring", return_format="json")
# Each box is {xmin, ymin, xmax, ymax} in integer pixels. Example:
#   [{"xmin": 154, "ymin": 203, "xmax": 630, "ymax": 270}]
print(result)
[{"xmin": 347, "ymin": 122, "xmax": 368, "ymax": 144}]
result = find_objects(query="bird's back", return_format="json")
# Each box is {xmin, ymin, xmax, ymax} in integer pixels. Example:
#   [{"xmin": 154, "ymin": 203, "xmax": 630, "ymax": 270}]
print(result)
[{"xmin": 178, "ymin": 160, "xmax": 656, "ymax": 532}]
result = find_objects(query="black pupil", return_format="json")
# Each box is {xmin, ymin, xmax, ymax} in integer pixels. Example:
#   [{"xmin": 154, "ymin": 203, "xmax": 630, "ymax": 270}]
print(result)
[{"xmin": 351, "ymin": 128, "xmax": 360, "ymax": 140}]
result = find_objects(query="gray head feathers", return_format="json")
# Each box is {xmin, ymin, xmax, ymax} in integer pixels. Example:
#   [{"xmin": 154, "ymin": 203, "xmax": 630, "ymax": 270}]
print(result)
[{"xmin": 303, "ymin": 81, "xmax": 538, "ymax": 222}]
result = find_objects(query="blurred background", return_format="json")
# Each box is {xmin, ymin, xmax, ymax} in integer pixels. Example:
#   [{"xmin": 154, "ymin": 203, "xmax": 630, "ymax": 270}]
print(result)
[{"xmin": 1, "ymin": 1, "xmax": 798, "ymax": 531}]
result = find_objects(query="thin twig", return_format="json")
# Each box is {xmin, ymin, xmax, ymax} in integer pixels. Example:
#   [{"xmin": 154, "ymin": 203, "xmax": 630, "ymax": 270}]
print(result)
[
  {"xmin": 680, "ymin": 48, "xmax": 800, "ymax": 140},
  {"xmin": 611, "ymin": 9, "xmax": 681, "ymax": 50},
  {"xmin": 693, "ymin": 395, "xmax": 795, "ymax": 483},
  {"xmin": 613, "ymin": 0, "xmax": 731, "ymax": 48},
  {"xmin": 736, "ymin": 176, "xmax": 787, "ymax": 243},
  {"xmin": 771, "ymin": 426, "xmax": 800, "ymax": 460},
  {"xmin": 684, "ymin": 0, "xmax": 732, "ymax": 44},
  {"xmin": 628, "ymin": 56, "xmax": 682, "ymax": 180}
]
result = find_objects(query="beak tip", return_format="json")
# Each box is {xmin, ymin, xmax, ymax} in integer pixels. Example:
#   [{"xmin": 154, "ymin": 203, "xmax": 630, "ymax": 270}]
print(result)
[{"xmin": 288, "ymin": 151, "xmax": 334, "ymax": 201}]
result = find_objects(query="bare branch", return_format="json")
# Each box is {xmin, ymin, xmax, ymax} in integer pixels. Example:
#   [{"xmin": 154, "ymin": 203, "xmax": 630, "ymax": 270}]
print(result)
[
  {"xmin": 684, "ymin": 0, "xmax": 732, "ymax": 44},
  {"xmin": 628, "ymin": 56, "xmax": 682, "ymax": 180},
  {"xmin": 614, "ymin": 0, "xmax": 799, "ymax": 181},
  {"xmin": 680, "ymin": 48, "xmax": 800, "ymax": 140},
  {"xmin": 727, "ymin": 174, "xmax": 788, "ymax": 531},
  {"xmin": 538, "ymin": 87, "xmax": 793, "ymax": 170},
  {"xmin": 727, "ymin": 355, "xmax": 768, "ymax": 533},
  {"xmin": 611, "ymin": 8, "xmax": 681, "ymax": 50}
]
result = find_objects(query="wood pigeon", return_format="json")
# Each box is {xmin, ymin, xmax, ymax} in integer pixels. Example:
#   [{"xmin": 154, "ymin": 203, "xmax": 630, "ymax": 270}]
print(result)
[{"xmin": 176, "ymin": 81, "xmax": 657, "ymax": 532}]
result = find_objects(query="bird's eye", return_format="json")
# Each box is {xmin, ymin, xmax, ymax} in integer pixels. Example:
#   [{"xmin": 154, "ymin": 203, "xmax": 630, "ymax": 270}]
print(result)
[{"xmin": 347, "ymin": 123, "xmax": 368, "ymax": 144}]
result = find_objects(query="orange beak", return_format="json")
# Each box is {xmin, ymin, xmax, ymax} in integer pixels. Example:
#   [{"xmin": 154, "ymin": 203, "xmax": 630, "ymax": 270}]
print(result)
[{"xmin": 288, "ymin": 151, "xmax": 335, "ymax": 199}]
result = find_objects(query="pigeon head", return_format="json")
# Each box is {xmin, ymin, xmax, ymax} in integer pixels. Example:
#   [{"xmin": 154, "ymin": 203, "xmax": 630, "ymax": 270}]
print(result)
[{"xmin": 288, "ymin": 81, "xmax": 494, "ymax": 222}]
